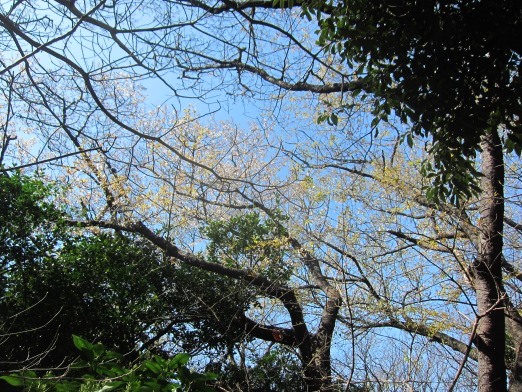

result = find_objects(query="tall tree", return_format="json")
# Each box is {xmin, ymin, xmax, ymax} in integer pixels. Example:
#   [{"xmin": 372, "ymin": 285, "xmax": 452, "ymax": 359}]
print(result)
[
  {"xmin": 303, "ymin": 2, "xmax": 520, "ymax": 390},
  {"xmin": 0, "ymin": 0, "xmax": 520, "ymax": 390},
  {"xmin": 309, "ymin": 0, "xmax": 521, "ymax": 202}
]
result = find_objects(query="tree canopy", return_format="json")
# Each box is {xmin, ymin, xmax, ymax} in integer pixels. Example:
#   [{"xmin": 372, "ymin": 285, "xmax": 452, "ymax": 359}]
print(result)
[
  {"xmin": 308, "ymin": 0, "xmax": 522, "ymax": 202},
  {"xmin": 0, "ymin": 0, "xmax": 521, "ymax": 391}
]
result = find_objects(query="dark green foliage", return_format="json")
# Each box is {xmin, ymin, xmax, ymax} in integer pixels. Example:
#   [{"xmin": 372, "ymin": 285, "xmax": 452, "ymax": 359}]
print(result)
[
  {"xmin": 171, "ymin": 211, "xmax": 295, "ymax": 352},
  {"xmin": 202, "ymin": 211, "xmax": 292, "ymax": 281},
  {"xmin": 0, "ymin": 174, "xmax": 67, "ymax": 368},
  {"xmin": 216, "ymin": 348, "xmax": 306, "ymax": 392},
  {"xmin": 0, "ymin": 173, "xmax": 63, "ymax": 302},
  {"xmin": 307, "ymin": 0, "xmax": 522, "ymax": 203},
  {"xmin": 0, "ymin": 174, "xmax": 179, "ymax": 368},
  {"xmin": 0, "ymin": 176, "xmax": 304, "ymax": 388},
  {"xmin": 16, "ymin": 233, "xmax": 177, "ymax": 364},
  {"xmin": 0, "ymin": 174, "xmax": 238, "ymax": 371},
  {"xmin": 1, "ymin": 228, "xmax": 178, "ymax": 369},
  {"xmin": 165, "ymin": 262, "xmax": 254, "ymax": 354},
  {"xmin": 1, "ymin": 335, "xmax": 216, "ymax": 391}
]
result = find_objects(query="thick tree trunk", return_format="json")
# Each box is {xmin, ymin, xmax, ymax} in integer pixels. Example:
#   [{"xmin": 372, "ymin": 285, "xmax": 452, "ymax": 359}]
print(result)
[
  {"xmin": 300, "ymin": 298, "xmax": 341, "ymax": 391},
  {"xmin": 303, "ymin": 360, "xmax": 330, "ymax": 392},
  {"xmin": 287, "ymin": 239, "xmax": 342, "ymax": 391},
  {"xmin": 304, "ymin": 299, "xmax": 342, "ymax": 391},
  {"xmin": 301, "ymin": 334, "xmax": 335, "ymax": 391},
  {"xmin": 475, "ymin": 129, "xmax": 506, "ymax": 392}
]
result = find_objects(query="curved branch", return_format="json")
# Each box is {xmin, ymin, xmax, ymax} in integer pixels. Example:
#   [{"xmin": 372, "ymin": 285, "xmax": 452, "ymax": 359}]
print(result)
[
  {"xmin": 67, "ymin": 219, "xmax": 314, "ymax": 359},
  {"xmin": 183, "ymin": 59, "xmax": 364, "ymax": 93},
  {"xmin": 505, "ymin": 217, "xmax": 522, "ymax": 233},
  {"xmin": 237, "ymin": 313, "xmax": 298, "ymax": 346},
  {"xmin": 343, "ymin": 318, "xmax": 479, "ymax": 362}
]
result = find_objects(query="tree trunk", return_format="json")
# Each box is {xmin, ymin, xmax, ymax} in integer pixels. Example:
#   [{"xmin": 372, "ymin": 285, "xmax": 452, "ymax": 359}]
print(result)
[
  {"xmin": 475, "ymin": 129, "xmax": 506, "ymax": 392},
  {"xmin": 302, "ymin": 337, "xmax": 334, "ymax": 392},
  {"xmin": 300, "ymin": 315, "xmax": 338, "ymax": 391}
]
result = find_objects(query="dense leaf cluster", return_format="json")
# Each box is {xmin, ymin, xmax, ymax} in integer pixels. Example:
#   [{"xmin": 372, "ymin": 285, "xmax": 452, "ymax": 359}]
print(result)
[
  {"xmin": 307, "ymin": 0, "xmax": 522, "ymax": 203},
  {"xmin": 216, "ymin": 348, "xmax": 306, "ymax": 392},
  {"xmin": 0, "ymin": 174, "xmax": 302, "ymax": 390},
  {"xmin": 2, "ymin": 335, "xmax": 216, "ymax": 391},
  {"xmin": 202, "ymin": 211, "xmax": 292, "ymax": 281},
  {"xmin": 0, "ymin": 174, "xmax": 242, "ymax": 369}
]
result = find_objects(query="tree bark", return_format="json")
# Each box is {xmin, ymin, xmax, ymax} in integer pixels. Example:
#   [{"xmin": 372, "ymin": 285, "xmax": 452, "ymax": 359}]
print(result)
[{"xmin": 475, "ymin": 129, "xmax": 506, "ymax": 392}]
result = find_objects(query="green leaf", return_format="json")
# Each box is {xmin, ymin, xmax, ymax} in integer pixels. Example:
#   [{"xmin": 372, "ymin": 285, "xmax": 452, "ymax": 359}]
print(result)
[
  {"xmin": 171, "ymin": 353, "xmax": 190, "ymax": 367},
  {"xmin": 96, "ymin": 383, "xmax": 124, "ymax": 392},
  {"xmin": 406, "ymin": 134, "xmax": 414, "ymax": 148},
  {"xmin": 73, "ymin": 334, "xmax": 93, "ymax": 351},
  {"xmin": 327, "ymin": 113, "xmax": 338, "ymax": 126},
  {"xmin": 0, "ymin": 375, "xmax": 24, "ymax": 387},
  {"xmin": 93, "ymin": 343, "xmax": 106, "ymax": 357},
  {"xmin": 317, "ymin": 112, "xmax": 329, "ymax": 124},
  {"xmin": 144, "ymin": 360, "xmax": 163, "ymax": 374},
  {"xmin": 300, "ymin": 5, "xmax": 313, "ymax": 21}
]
